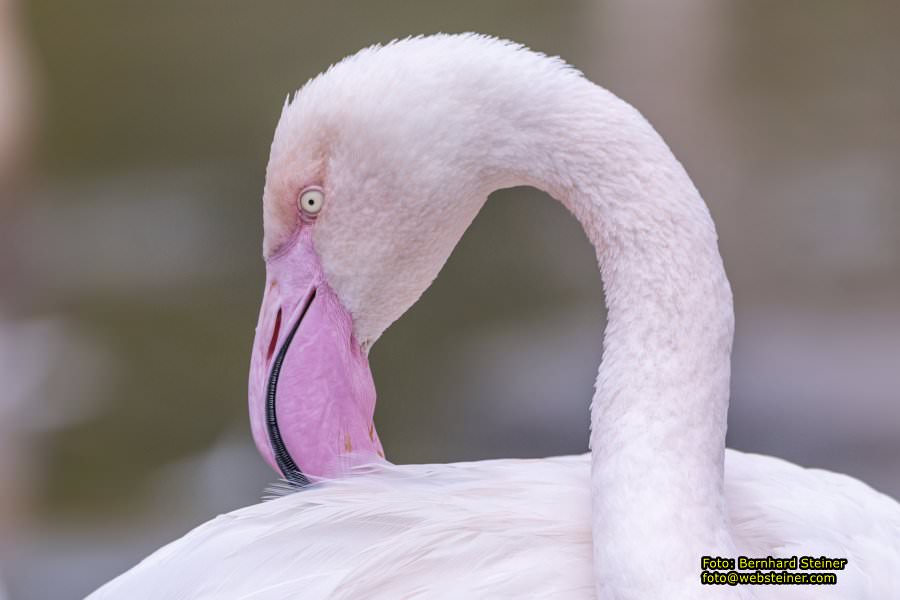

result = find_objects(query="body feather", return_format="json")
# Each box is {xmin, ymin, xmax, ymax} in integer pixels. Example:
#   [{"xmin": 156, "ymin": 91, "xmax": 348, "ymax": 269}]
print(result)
[{"xmin": 90, "ymin": 451, "xmax": 900, "ymax": 599}]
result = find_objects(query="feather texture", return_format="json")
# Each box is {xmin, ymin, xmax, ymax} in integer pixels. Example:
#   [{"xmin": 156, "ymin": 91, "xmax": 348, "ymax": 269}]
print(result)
[{"xmin": 90, "ymin": 451, "xmax": 900, "ymax": 599}]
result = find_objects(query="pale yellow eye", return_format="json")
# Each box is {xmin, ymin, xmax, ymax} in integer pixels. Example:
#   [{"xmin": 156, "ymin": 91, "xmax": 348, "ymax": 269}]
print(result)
[{"xmin": 298, "ymin": 189, "xmax": 324, "ymax": 216}]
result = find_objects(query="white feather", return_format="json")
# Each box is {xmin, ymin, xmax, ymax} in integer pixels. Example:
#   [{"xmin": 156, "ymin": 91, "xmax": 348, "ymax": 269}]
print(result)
[{"xmin": 90, "ymin": 451, "xmax": 900, "ymax": 599}]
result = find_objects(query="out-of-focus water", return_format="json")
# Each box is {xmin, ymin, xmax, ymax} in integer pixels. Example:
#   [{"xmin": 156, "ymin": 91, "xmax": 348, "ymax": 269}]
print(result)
[{"xmin": 1, "ymin": 2, "xmax": 898, "ymax": 598}]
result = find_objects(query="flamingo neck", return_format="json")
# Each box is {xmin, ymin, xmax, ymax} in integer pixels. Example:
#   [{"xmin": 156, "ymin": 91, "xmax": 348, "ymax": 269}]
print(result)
[
  {"xmin": 291, "ymin": 36, "xmax": 741, "ymax": 597},
  {"xmin": 483, "ymin": 84, "xmax": 738, "ymax": 598}
]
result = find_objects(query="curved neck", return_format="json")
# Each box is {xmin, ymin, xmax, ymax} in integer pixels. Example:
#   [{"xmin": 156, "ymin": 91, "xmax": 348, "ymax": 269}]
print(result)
[{"xmin": 481, "ymin": 82, "xmax": 737, "ymax": 598}]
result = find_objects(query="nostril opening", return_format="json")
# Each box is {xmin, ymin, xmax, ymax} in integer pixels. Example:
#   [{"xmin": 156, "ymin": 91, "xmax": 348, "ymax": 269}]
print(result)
[{"xmin": 266, "ymin": 308, "xmax": 282, "ymax": 364}]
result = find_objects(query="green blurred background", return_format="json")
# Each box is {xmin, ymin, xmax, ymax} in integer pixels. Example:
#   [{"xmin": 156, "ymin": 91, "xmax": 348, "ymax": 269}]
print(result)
[{"xmin": 0, "ymin": 1, "xmax": 898, "ymax": 598}]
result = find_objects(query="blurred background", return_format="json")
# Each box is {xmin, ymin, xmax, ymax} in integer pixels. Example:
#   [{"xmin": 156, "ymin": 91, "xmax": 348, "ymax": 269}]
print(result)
[{"xmin": 0, "ymin": 1, "xmax": 898, "ymax": 598}]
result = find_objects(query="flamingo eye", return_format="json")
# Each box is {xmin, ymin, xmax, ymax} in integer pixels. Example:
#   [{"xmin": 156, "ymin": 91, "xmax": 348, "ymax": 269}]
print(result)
[{"xmin": 298, "ymin": 188, "xmax": 325, "ymax": 216}]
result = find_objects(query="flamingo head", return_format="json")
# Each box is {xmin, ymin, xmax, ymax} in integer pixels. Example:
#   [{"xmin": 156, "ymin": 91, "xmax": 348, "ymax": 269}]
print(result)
[{"xmin": 248, "ymin": 36, "xmax": 516, "ymax": 484}]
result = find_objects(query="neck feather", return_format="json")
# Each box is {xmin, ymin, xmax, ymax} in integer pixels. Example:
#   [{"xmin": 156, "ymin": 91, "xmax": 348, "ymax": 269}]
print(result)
[{"xmin": 479, "ymin": 79, "xmax": 737, "ymax": 598}]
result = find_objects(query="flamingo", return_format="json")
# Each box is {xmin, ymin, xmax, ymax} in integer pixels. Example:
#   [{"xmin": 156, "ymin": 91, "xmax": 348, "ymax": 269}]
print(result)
[{"xmin": 89, "ymin": 34, "xmax": 900, "ymax": 599}]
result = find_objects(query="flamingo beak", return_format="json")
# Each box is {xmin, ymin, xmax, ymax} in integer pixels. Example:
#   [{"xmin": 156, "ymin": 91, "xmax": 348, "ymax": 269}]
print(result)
[{"xmin": 249, "ymin": 228, "xmax": 383, "ymax": 486}]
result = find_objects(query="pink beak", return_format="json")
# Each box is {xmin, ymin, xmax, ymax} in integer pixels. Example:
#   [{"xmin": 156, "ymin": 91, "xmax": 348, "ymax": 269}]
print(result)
[{"xmin": 249, "ymin": 228, "xmax": 384, "ymax": 485}]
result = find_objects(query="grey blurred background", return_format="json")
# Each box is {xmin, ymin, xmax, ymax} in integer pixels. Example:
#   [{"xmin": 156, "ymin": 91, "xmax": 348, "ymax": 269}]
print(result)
[{"xmin": 0, "ymin": 1, "xmax": 898, "ymax": 598}]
